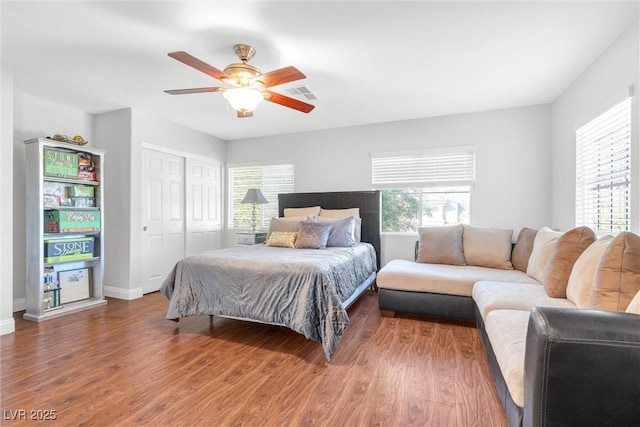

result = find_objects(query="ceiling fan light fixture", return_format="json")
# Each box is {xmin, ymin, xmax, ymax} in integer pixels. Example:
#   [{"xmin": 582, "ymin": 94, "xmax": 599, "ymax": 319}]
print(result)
[
  {"xmin": 223, "ymin": 87, "xmax": 264, "ymax": 114},
  {"xmin": 165, "ymin": 47, "xmax": 314, "ymax": 115}
]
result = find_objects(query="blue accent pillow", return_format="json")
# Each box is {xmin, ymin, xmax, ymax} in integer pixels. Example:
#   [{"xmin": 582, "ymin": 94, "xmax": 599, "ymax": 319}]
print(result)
[
  {"xmin": 294, "ymin": 222, "xmax": 333, "ymax": 249},
  {"xmin": 314, "ymin": 216, "xmax": 357, "ymax": 247}
]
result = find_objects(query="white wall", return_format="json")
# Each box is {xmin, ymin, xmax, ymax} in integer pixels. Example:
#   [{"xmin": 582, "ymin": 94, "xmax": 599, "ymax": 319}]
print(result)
[
  {"xmin": 12, "ymin": 92, "xmax": 94, "ymax": 310},
  {"xmin": 227, "ymin": 104, "xmax": 552, "ymax": 265},
  {"xmin": 1, "ymin": 63, "xmax": 15, "ymax": 334},
  {"xmin": 551, "ymin": 21, "xmax": 639, "ymax": 233},
  {"xmin": 94, "ymin": 109, "xmax": 134, "ymax": 299}
]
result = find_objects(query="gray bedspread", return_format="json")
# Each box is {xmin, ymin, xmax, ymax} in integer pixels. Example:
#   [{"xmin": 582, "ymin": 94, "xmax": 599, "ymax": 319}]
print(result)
[{"xmin": 160, "ymin": 243, "xmax": 377, "ymax": 361}]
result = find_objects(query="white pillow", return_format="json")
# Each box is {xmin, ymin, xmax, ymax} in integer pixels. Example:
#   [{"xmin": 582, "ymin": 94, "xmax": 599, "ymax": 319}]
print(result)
[
  {"xmin": 526, "ymin": 226, "xmax": 563, "ymax": 283},
  {"xmin": 565, "ymin": 235, "xmax": 613, "ymax": 308}
]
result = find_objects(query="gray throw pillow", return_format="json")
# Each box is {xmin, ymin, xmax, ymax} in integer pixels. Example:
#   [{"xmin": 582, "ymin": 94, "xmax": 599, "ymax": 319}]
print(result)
[
  {"xmin": 416, "ymin": 224, "xmax": 466, "ymax": 265},
  {"xmin": 511, "ymin": 227, "xmax": 538, "ymax": 272},
  {"xmin": 294, "ymin": 222, "xmax": 333, "ymax": 249},
  {"xmin": 267, "ymin": 217, "xmax": 301, "ymax": 240},
  {"xmin": 314, "ymin": 216, "xmax": 357, "ymax": 247}
]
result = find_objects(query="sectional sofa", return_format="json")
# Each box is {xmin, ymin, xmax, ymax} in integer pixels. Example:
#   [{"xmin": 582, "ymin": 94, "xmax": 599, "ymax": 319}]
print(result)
[{"xmin": 377, "ymin": 224, "xmax": 640, "ymax": 427}]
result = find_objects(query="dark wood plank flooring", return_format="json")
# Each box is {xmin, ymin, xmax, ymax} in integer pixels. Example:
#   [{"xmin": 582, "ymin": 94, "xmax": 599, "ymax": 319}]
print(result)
[{"xmin": 1, "ymin": 291, "xmax": 507, "ymax": 426}]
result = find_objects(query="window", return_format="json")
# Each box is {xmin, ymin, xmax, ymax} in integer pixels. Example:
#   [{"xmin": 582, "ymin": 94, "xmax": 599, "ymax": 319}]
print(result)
[
  {"xmin": 227, "ymin": 164, "xmax": 294, "ymax": 229},
  {"xmin": 372, "ymin": 147, "xmax": 475, "ymax": 232},
  {"xmin": 381, "ymin": 187, "xmax": 470, "ymax": 232},
  {"xmin": 576, "ymin": 98, "xmax": 632, "ymax": 233}
]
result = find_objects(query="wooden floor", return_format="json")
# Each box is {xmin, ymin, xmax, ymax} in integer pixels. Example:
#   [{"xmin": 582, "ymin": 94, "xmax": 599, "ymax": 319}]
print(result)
[{"xmin": 1, "ymin": 291, "xmax": 507, "ymax": 427}]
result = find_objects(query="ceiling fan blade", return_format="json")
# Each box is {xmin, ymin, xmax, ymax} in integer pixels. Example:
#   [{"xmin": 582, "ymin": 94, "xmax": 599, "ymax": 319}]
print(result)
[
  {"xmin": 164, "ymin": 87, "xmax": 225, "ymax": 95},
  {"xmin": 263, "ymin": 90, "xmax": 315, "ymax": 113},
  {"xmin": 254, "ymin": 66, "xmax": 306, "ymax": 88},
  {"xmin": 168, "ymin": 51, "xmax": 230, "ymax": 81}
]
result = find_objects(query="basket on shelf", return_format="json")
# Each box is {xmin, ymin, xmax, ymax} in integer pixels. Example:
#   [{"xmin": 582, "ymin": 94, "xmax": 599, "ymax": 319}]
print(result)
[{"xmin": 47, "ymin": 134, "xmax": 88, "ymax": 146}]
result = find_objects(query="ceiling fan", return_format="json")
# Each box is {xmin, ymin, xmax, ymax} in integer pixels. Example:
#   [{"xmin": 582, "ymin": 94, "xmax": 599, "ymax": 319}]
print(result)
[{"xmin": 164, "ymin": 44, "xmax": 315, "ymax": 118}]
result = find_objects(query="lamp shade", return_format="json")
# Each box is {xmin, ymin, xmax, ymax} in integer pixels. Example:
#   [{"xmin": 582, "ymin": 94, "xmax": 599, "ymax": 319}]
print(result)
[
  {"xmin": 241, "ymin": 188, "xmax": 269, "ymax": 204},
  {"xmin": 223, "ymin": 88, "xmax": 264, "ymax": 112}
]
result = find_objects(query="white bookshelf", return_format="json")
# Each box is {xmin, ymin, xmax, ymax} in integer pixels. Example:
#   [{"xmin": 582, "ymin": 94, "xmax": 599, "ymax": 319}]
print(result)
[{"xmin": 23, "ymin": 138, "xmax": 107, "ymax": 321}]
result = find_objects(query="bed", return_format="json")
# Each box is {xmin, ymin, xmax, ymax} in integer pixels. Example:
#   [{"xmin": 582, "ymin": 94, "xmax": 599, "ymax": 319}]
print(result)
[{"xmin": 160, "ymin": 190, "xmax": 381, "ymax": 361}]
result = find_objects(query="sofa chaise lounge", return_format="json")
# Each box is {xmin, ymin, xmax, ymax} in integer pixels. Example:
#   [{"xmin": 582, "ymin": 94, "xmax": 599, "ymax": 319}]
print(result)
[{"xmin": 377, "ymin": 224, "xmax": 640, "ymax": 426}]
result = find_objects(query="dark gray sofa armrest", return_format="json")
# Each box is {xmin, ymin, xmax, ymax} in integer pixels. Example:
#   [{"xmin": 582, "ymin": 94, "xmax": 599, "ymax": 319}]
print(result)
[{"xmin": 524, "ymin": 307, "xmax": 640, "ymax": 427}]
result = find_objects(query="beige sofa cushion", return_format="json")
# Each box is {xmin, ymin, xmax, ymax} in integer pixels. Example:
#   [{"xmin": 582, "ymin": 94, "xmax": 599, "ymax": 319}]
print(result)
[
  {"xmin": 463, "ymin": 225, "xmax": 514, "ymax": 270},
  {"xmin": 377, "ymin": 259, "xmax": 539, "ymax": 297},
  {"xmin": 416, "ymin": 224, "xmax": 466, "ymax": 265},
  {"xmin": 591, "ymin": 232, "xmax": 640, "ymax": 312},
  {"xmin": 566, "ymin": 235, "xmax": 614, "ymax": 308},
  {"xmin": 473, "ymin": 280, "xmax": 576, "ymax": 321},
  {"xmin": 542, "ymin": 226, "xmax": 596, "ymax": 298},
  {"xmin": 511, "ymin": 227, "xmax": 538, "ymax": 272},
  {"xmin": 526, "ymin": 227, "xmax": 563, "ymax": 282},
  {"xmin": 626, "ymin": 290, "xmax": 640, "ymax": 314},
  {"xmin": 484, "ymin": 309, "xmax": 531, "ymax": 408}
]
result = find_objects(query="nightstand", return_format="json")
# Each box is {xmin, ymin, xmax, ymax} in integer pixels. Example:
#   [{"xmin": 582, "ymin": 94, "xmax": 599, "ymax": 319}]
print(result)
[{"xmin": 236, "ymin": 231, "xmax": 267, "ymax": 246}]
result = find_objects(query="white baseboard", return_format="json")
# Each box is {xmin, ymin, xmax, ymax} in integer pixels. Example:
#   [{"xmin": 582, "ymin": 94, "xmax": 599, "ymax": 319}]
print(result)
[
  {"xmin": 0, "ymin": 317, "xmax": 16, "ymax": 335},
  {"xmin": 104, "ymin": 286, "xmax": 143, "ymax": 300},
  {"xmin": 13, "ymin": 288, "xmax": 143, "ymax": 313},
  {"xmin": 13, "ymin": 298, "xmax": 26, "ymax": 312}
]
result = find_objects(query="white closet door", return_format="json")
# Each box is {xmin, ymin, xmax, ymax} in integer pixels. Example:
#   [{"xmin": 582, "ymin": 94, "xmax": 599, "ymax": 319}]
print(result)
[
  {"xmin": 185, "ymin": 158, "xmax": 222, "ymax": 256},
  {"xmin": 141, "ymin": 148, "xmax": 185, "ymax": 294}
]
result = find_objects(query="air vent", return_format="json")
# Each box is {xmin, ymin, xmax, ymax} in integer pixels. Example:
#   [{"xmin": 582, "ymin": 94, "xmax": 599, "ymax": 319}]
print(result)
[{"xmin": 286, "ymin": 86, "xmax": 318, "ymax": 100}]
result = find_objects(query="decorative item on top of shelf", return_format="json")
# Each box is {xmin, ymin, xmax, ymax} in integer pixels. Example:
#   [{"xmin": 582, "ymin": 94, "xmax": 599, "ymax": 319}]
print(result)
[
  {"xmin": 47, "ymin": 134, "xmax": 88, "ymax": 146},
  {"xmin": 45, "ymin": 208, "xmax": 101, "ymax": 233},
  {"xmin": 77, "ymin": 152, "xmax": 96, "ymax": 181},
  {"xmin": 44, "ymin": 236, "xmax": 95, "ymax": 263}
]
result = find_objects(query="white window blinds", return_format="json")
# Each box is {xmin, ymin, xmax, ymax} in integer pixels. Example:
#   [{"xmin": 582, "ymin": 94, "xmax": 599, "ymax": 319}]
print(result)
[
  {"xmin": 575, "ymin": 98, "xmax": 632, "ymax": 233},
  {"xmin": 371, "ymin": 147, "xmax": 476, "ymax": 188},
  {"xmin": 227, "ymin": 164, "xmax": 294, "ymax": 229}
]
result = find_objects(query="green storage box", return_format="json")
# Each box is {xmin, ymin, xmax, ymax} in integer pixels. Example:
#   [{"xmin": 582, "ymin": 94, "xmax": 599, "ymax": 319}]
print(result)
[
  {"xmin": 44, "ymin": 237, "xmax": 95, "ymax": 263},
  {"xmin": 45, "ymin": 209, "xmax": 101, "ymax": 233},
  {"xmin": 43, "ymin": 148, "xmax": 79, "ymax": 179},
  {"xmin": 66, "ymin": 185, "xmax": 95, "ymax": 198}
]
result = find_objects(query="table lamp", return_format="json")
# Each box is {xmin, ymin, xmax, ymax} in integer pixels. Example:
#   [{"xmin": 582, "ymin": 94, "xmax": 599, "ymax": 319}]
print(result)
[{"xmin": 241, "ymin": 188, "xmax": 269, "ymax": 233}]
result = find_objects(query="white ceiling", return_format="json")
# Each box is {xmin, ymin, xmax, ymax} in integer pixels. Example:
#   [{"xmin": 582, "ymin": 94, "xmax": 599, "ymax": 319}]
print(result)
[{"xmin": 2, "ymin": 1, "xmax": 638, "ymax": 141}]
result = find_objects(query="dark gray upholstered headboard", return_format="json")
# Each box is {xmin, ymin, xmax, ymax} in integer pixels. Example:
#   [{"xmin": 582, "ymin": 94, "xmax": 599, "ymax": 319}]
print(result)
[{"xmin": 278, "ymin": 191, "xmax": 381, "ymax": 270}]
